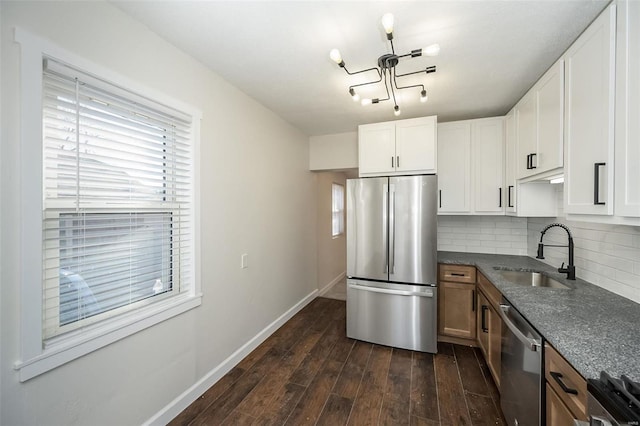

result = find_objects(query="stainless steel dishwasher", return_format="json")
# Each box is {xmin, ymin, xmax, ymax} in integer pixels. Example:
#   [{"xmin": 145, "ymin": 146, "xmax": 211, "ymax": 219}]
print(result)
[{"xmin": 499, "ymin": 297, "xmax": 543, "ymax": 426}]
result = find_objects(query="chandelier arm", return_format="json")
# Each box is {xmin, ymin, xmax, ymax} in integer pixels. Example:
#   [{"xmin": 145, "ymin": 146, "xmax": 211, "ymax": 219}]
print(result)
[
  {"xmin": 389, "ymin": 39, "xmax": 396, "ymax": 55},
  {"xmin": 342, "ymin": 66, "xmax": 382, "ymax": 78},
  {"xmin": 389, "ymin": 69, "xmax": 398, "ymax": 106},
  {"xmin": 395, "ymin": 66, "xmax": 437, "ymax": 78},
  {"xmin": 348, "ymin": 70, "xmax": 384, "ymax": 91}
]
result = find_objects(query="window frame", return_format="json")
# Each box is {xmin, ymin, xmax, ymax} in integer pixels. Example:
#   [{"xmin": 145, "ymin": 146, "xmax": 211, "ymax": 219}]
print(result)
[
  {"xmin": 331, "ymin": 182, "xmax": 345, "ymax": 237},
  {"xmin": 14, "ymin": 28, "xmax": 202, "ymax": 381}
]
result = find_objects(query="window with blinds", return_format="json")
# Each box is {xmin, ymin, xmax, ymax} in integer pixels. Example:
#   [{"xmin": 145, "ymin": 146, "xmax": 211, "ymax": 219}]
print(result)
[
  {"xmin": 332, "ymin": 183, "xmax": 345, "ymax": 237},
  {"xmin": 42, "ymin": 58, "xmax": 193, "ymax": 339}
]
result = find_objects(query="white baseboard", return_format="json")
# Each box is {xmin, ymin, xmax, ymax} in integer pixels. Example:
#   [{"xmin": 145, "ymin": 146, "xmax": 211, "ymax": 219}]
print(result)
[
  {"xmin": 143, "ymin": 289, "xmax": 318, "ymax": 426},
  {"xmin": 317, "ymin": 271, "xmax": 346, "ymax": 296}
]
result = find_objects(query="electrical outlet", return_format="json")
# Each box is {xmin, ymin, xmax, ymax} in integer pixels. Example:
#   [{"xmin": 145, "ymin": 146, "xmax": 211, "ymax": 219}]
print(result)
[{"xmin": 241, "ymin": 253, "xmax": 248, "ymax": 269}]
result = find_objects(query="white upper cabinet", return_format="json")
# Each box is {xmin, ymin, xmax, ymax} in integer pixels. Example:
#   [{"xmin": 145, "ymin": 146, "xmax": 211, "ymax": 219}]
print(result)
[
  {"xmin": 504, "ymin": 110, "xmax": 517, "ymax": 213},
  {"xmin": 515, "ymin": 60, "xmax": 564, "ymax": 180},
  {"xmin": 536, "ymin": 60, "xmax": 564, "ymax": 174},
  {"xmin": 357, "ymin": 122, "xmax": 396, "ymax": 175},
  {"xmin": 564, "ymin": 4, "xmax": 616, "ymax": 216},
  {"xmin": 395, "ymin": 118, "xmax": 437, "ymax": 173},
  {"xmin": 615, "ymin": 0, "xmax": 640, "ymax": 218},
  {"xmin": 358, "ymin": 116, "xmax": 437, "ymax": 177},
  {"xmin": 436, "ymin": 117, "xmax": 504, "ymax": 215},
  {"xmin": 437, "ymin": 121, "xmax": 471, "ymax": 213},
  {"xmin": 473, "ymin": 118, "xmax": 505, "ymax": 214},
  {"xmin": 515, "ymin": 91, "xmax": 537, "ymax": 179}
]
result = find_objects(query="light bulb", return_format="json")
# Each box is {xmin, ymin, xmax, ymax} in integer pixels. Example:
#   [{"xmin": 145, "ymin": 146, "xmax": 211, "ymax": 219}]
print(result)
[
  {"xmin": 422, "ymin": 43, "xmax": 440, "ymax": 57},
  {"xmin": 394, "ymin": 105, "xmax": 401, "ymax": 116},
  {"xmin": 381, "ymin": 13, "xmax": 394, "ymax": 34},
  {"xmin": 361, "ymin": 98, "xmax": 372, "ymax": 106},
  {"xmin": 329, "ymin": 49, "xmax": 343, "ymax": 64},
  {"xmin": 349, "ymin": 88, "xmax": 360, "ymax": 101},
  {"xmin": 420, "ymin": 90, "xmax": 428, "ymax": 103}
]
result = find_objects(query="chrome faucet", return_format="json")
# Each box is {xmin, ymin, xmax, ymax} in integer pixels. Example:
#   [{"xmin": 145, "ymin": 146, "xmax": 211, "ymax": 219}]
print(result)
[{"xmin": 536, "ymin": 223, "xmax": 576, "ymax": 280}]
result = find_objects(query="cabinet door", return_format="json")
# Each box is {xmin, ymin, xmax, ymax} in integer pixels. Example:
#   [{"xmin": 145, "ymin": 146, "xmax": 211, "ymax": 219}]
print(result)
[
  {"xmin": 395, "ymin": 116, "xmax": 437, "ymax": 174},
  {"xmin": 477, "ymin": 291, "xmax": 490, "ymax": 355},
  {"xmin": 546, "ymin": 384, "xmax": 578, "ymax": 426},
  {"xmin": 358, "ymin": 122, "xmax": 396, "ymax": 176},
  {"xmin": 565, "ymin": 5, "xmax": 616, "ymax": 215},
  {"xmin": 472, "ymin": 118, "xmax": 504, "ymax": 213},
  {"xmin": 536, "ymin": 60, "xmax": 564, "ymax": 174},
  {"xmin": 477, "ymin": 292, "xmax": 501, "ymax": 388},
  {"xmin": 615, "ymin": 0, "xmax": 640, "ymax": 217},
  {"xmin": 438, "ymin": 281, "xmax": 476, "ymax": 340},
  {"xmin": 487, "ymin": 303, "xmax": 501, "ymax": 388},
  {"xmin": 516, "ymin": 91, "xmax": 537, "ymax": 179},
  {"xmin": 437, "ymin": 121, "xmax": 471, "ymax": 213},
  {"xmin": 504, "ymin": 110, "xmax": 517, "ymax": 214}
]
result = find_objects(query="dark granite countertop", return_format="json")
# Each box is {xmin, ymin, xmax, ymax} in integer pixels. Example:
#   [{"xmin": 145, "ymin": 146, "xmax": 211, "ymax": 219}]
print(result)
[{"xmin": 438, "ymin": 251, "xmax": 640, "ymax": 383}]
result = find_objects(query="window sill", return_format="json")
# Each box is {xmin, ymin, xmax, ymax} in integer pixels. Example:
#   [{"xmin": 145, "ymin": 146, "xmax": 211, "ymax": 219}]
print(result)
[{"xmin": 14, "ymin": 293, "xmax": 202, "ymax": 382}]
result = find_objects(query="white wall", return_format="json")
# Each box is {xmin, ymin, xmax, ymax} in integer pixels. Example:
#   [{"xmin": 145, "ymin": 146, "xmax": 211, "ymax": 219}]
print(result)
[
  {"xmin": 1, "ymin": 2, "xmax": 317, "ymax": 425},
  {"xmin": 528, "ymin": 187, "xmax": 640, "ymax": 304},
  {"xmin": 315, "ymin": 172, "xmax": 347, "ymax": 293},
  {"xmin": 438, "ymin": 215, "xmax": 529, "ymax": 255},
  {"xmin": 309, "ymin": 131, "xmax": 358, "ymax": 171}
]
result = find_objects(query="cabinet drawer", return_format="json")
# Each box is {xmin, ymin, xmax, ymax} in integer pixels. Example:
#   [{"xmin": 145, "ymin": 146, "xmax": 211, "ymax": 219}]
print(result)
[
  {"xmin": 477, "ymin": 272, "xmax": 501, "ymax": 308},
  {"xmin": 545, "ymin": 343, "xmax": 588, "ymax": 420},
  {"xmin": 439, "ymin": 264, "xmax": 476, "ymax": 283}
]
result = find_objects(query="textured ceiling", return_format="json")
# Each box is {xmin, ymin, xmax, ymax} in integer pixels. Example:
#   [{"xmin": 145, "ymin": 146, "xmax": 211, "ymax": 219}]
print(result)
[{"xmin": 112, "ymin": 1, "xmax": 610, "ymax": 136}]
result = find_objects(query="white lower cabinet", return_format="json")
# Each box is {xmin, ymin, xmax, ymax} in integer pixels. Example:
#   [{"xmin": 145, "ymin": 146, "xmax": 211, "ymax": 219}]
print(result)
[{"xmin": 437, "ymin": 117, "xmax": 504, "ymax": 215}]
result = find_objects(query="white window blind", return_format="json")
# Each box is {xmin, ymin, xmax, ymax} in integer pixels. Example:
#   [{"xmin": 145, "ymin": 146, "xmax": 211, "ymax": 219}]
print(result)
[
  {"xmin": 42, "ymin": 58, "xmax": 193, "ymax": 339},
  {"xmin": 332, "ymin": 183, "xmax": 345, "ymax": 237}
]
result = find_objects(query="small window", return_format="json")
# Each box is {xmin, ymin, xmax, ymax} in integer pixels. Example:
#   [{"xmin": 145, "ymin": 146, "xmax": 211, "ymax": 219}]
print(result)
[{"xmin": 332, "ymin": 183, "xmax": 345, "ymax": 237}]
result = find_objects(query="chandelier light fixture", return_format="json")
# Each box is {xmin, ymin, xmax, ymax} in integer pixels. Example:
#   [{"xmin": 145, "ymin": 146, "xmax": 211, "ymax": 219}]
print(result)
[{"xmin": 330, "ymin": 13, "xmax": 439, "ymax": 116}]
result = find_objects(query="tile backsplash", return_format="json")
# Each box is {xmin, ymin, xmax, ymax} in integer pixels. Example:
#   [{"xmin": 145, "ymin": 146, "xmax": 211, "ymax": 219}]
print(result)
[
  {"xmin": 437, "ymin": 216, "xmax": 528, "ymax": 255},
  {"xmin": 528, "ymin": 219, "xmax": 640, "ymax": 304},
  {"xmin": 438, "ymin": 196, "xmax": 640, "ymax": 304}
]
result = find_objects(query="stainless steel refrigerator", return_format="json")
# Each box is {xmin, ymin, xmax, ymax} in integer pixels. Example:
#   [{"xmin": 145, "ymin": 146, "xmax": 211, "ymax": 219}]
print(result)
[{"xmin": 346, "ymin": 175, "xmax": 438, "ymax": 353}]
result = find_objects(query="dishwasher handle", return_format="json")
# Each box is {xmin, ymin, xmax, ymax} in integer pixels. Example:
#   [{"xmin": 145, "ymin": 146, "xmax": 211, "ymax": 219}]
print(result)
[
  {"xmin": 499, "ymin": 304, "xmax": 541, "ymax": 352},
  {"xmin": 348, "ymin": 283, "xmax": 434, "ymax": 298}
]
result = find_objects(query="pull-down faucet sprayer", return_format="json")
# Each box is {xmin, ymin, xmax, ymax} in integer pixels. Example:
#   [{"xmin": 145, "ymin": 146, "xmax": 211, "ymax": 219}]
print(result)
[{"xmin": 536, "ymin": 223, "xmax": 576, "ymax": 280}]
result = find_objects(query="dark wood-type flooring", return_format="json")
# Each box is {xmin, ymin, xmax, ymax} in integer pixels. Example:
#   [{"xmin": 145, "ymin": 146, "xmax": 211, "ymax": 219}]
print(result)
[{"xmin": 170, "ymin": 297, "xmax": 505, "ymax": 426}]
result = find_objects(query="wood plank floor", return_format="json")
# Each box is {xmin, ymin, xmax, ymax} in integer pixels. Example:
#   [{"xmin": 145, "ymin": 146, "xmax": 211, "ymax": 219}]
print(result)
[{"xmin": 170, "ymin": 297, "xmax": 505, "ymax": 426}]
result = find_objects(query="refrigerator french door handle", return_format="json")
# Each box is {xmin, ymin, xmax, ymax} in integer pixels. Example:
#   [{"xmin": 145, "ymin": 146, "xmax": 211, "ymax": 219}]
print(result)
[
  {"xmin": 389, "ymin": 185, "xmax": 396, "ymax": 275},
  {"xmin": 383, "ymin": 184, "xmax": 389, "ymax": 274}
]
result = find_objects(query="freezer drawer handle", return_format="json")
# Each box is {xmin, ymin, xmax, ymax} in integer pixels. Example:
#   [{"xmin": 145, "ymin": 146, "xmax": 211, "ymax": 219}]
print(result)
[
  {"xmin": 549, "ymin": 372, "xmax": 579, "ymax": 395},
  {"xmin": 348, "ymin": 283, "xmax": 434, "ymax": 298},
  {"xmin": 498, "ymin": 304, "xmax": 541, "ymax": 352}
]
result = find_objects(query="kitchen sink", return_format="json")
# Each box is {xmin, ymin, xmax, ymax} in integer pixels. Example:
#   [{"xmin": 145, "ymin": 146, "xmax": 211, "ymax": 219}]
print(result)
[{"xmin": 493, "ymin": 269, "xmax": 570, "ymax": 289}]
